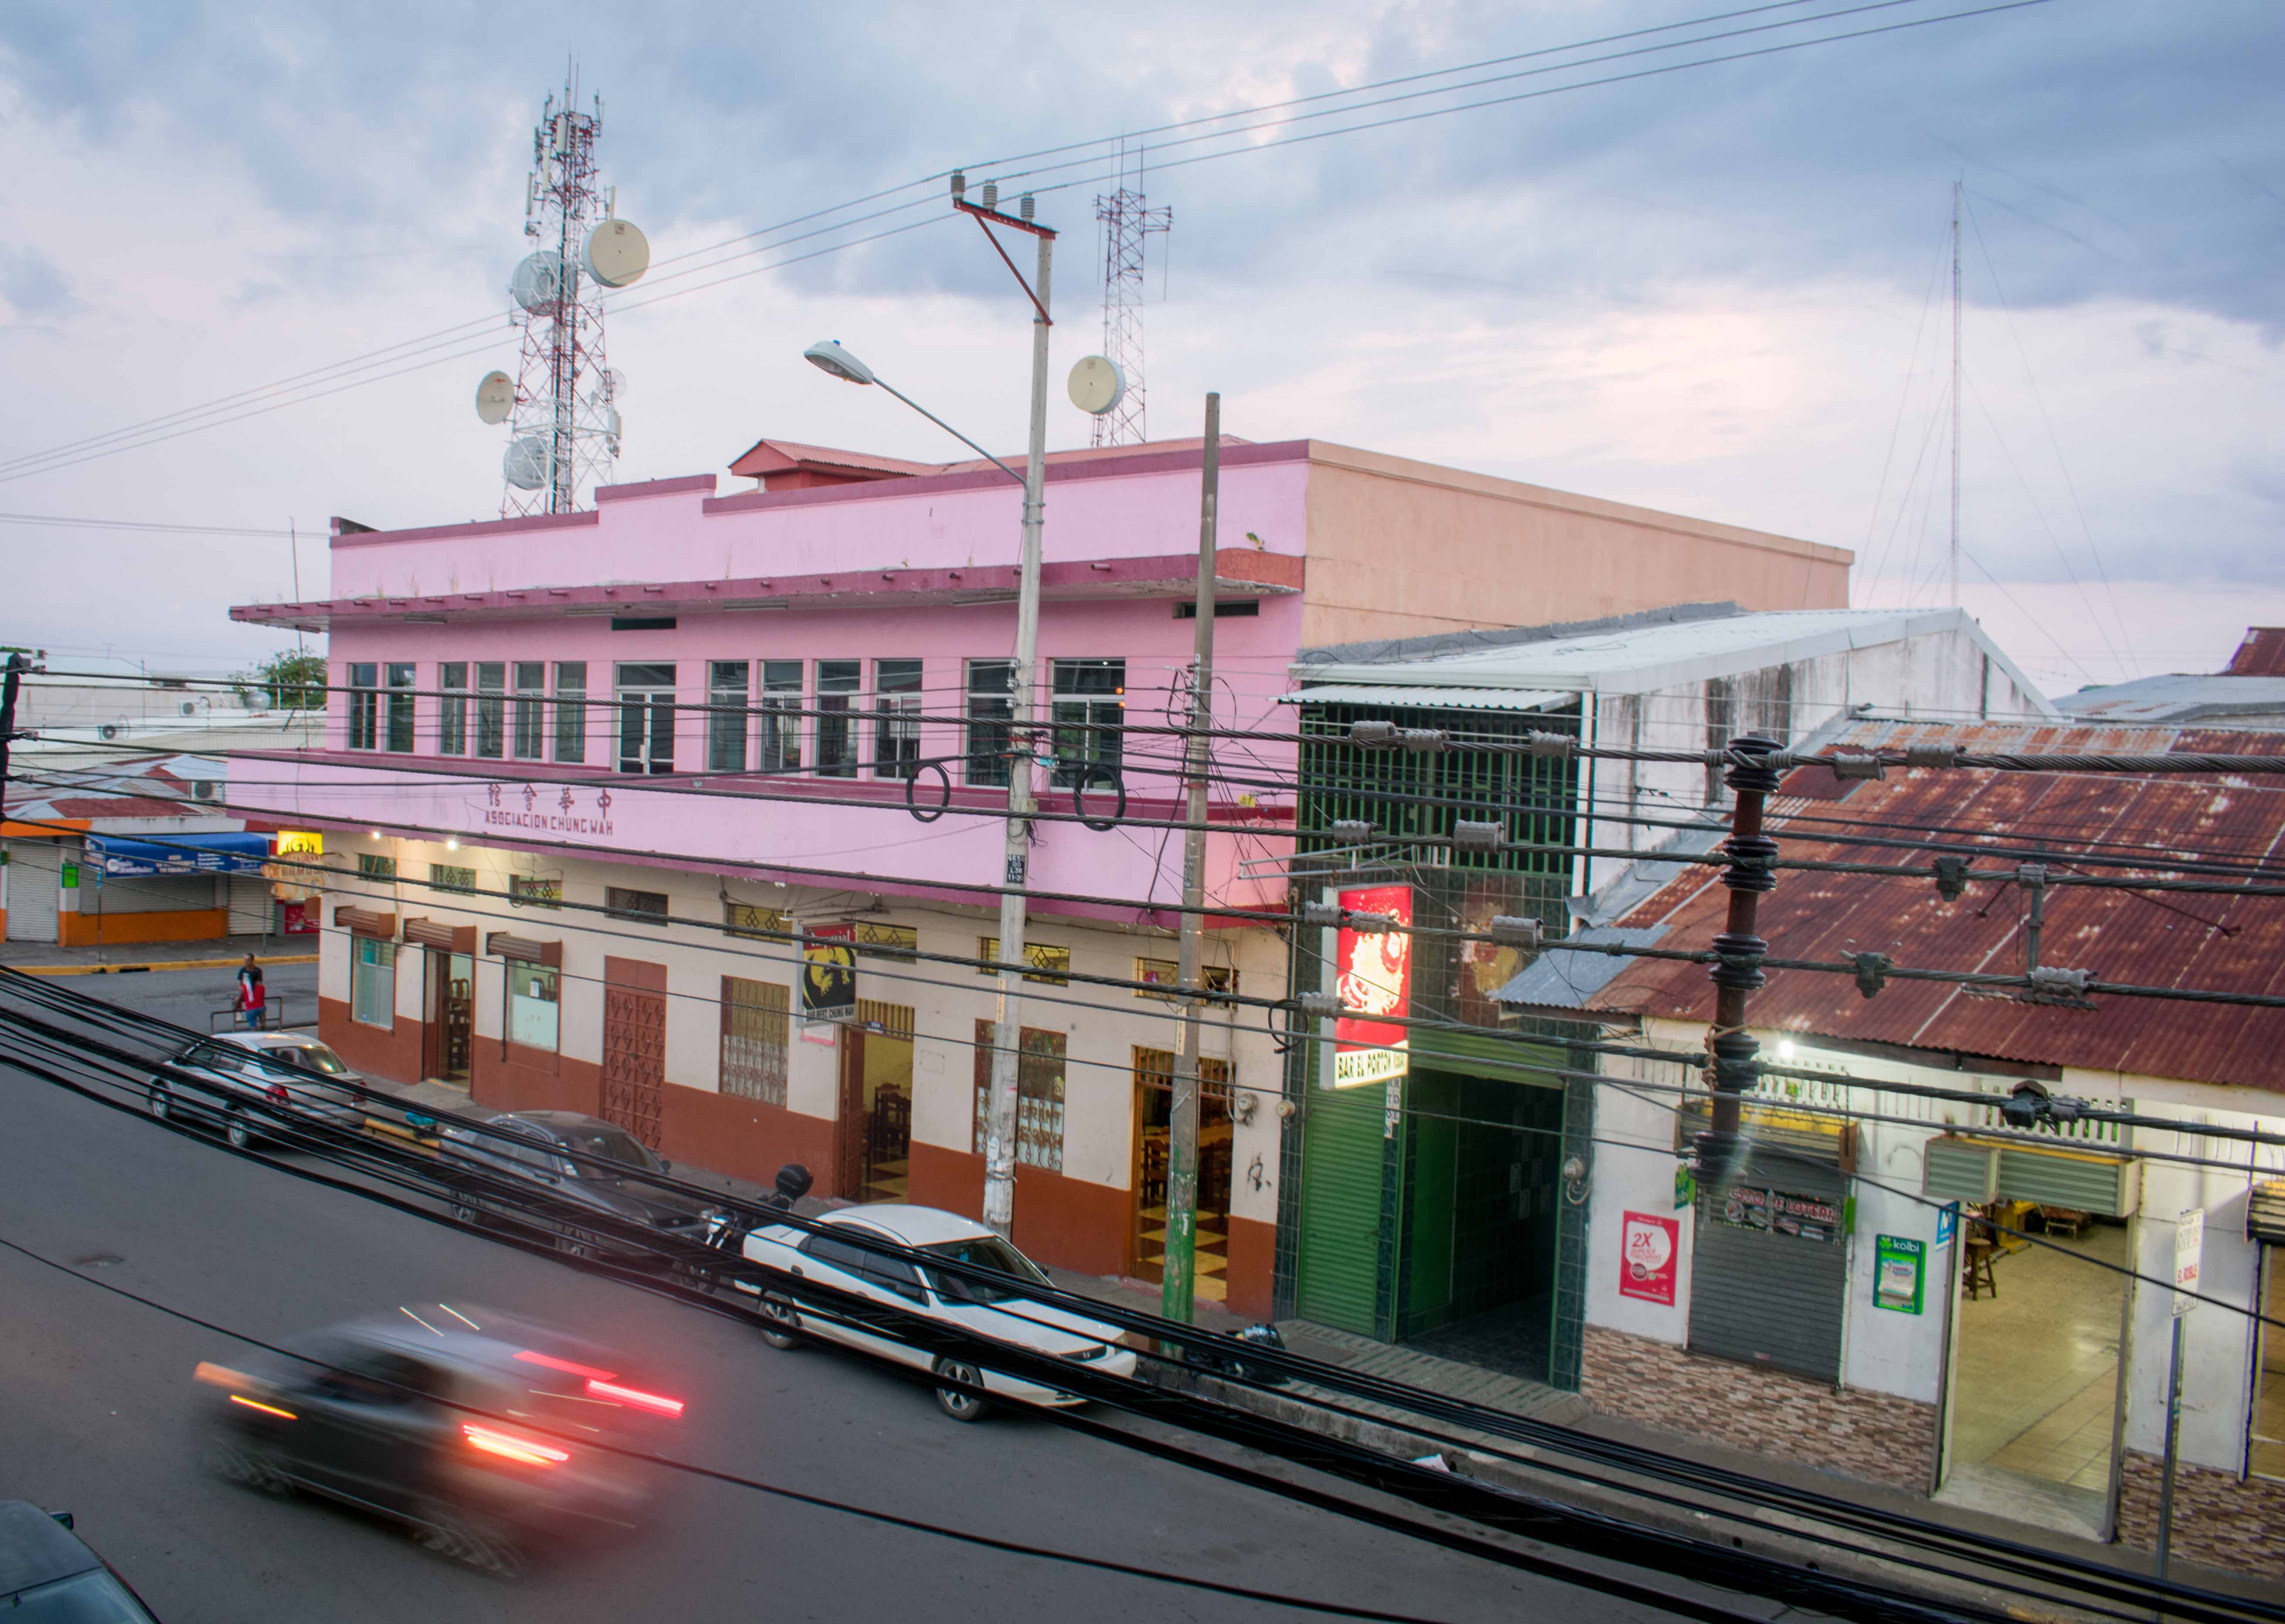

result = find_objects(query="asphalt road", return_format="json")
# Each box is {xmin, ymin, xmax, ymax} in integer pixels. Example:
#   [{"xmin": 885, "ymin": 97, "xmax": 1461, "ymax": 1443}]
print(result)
[{"xmin": 0, "ymin": 974, "xmax": 1689, "ymax": 1624}]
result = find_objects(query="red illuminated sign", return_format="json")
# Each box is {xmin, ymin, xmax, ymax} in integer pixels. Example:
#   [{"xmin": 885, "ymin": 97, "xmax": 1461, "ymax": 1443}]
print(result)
[{"xmin": 1331, "ymin": 884, "xmax": 1412, "ymax": 1087}]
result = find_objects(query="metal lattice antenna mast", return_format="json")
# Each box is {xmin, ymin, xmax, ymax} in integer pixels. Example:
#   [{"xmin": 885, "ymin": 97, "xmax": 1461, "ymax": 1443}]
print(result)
[
  {"xmin": 1949, "ymin": 177, "xmax": 1962, "ymax": 610},
  {"xmin": 1092, "ymin": 145, "xmax": 1171, "ymax": 447},
  {"xmin": 502, "ymin": 72, "xmax": 625, "ymax": 516}
]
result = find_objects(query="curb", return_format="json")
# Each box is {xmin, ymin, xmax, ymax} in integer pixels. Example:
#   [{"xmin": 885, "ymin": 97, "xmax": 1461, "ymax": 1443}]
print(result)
[{"xmin": 4, "ymin": 953, "xmax": 320, "ymax": 977}]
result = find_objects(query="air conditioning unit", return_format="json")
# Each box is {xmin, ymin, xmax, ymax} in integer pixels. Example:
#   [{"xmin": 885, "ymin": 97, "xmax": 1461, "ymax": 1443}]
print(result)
[
  {"xmin": 180, "ymin": 700, "xmax": 198, "ymax": 716},
  {"xmin": 192, "ymin": 780, "xmax": 221, "ymax": 803}
]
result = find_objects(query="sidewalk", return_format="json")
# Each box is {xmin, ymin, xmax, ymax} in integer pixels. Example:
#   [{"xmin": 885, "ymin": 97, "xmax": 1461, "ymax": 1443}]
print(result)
[{"xmin": 0, "ymin": 934, "xmax": 319, "ymax": 975}]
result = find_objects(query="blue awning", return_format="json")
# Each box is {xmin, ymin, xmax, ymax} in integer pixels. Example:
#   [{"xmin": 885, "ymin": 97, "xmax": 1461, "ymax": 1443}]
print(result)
[{"xmin": 88, "ymin": 832, "xmax": 270, "ymax": 878}]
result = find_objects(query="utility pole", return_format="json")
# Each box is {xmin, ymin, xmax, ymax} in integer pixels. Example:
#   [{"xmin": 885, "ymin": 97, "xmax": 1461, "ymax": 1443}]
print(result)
[
  {"xmin": 1949, "ymin": 177, "xmax": 1962, "ymax": 610},
  {"xmin": 1698, "ymin": 735, "xmax": 1782, "ymax": 1188},
  {"xmin": 956, "ymin": 183, "xmax": 1056, "ymax": 1241},
  {"xmin": 1161, "ymin": 394, "xmax": 1220, "ymax": 1321},
  {"xmin": 0, "ymin": 653, "xmax": 25, "ymax": 822}
]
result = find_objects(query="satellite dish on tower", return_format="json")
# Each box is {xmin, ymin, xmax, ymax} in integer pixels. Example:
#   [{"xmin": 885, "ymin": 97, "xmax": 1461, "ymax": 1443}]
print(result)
[
  {"xmin": 509, "ymin": 251, "xmax": 567, "ymax": 314},
  {"xmin": 474, "ymin": 371, "xmax": 515, "ymax": 425},
  {"xmin": 1068, "ymin": 355, "xmax": 1127, "ymax": 417},
  {"xmin": 503, "ymin": 434, "xmax": 553, "ymax": 492},
  {"xmin": 583, "ymin": 219, "xmax": 650, "ymax": 288}
]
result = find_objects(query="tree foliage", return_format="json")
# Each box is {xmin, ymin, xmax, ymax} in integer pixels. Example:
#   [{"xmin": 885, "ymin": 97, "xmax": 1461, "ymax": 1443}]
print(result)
[{"xmin": 237, "ymin": 649, "xmax": 328, "ymax": 710}]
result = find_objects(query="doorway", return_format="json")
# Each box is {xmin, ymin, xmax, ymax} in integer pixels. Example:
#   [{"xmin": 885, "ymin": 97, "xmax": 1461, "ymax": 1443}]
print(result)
[
  {"xmin": 837, "ymin": 1000, "xmax": 913, "ymax": 1202},
  {"xmin": 1937, "ymin": 1208, "xmax": 2130, "ymax": 1536},
  {"xmin": 1131, "ymin": 1048, "xmax": 1233, "ymax": 1301},
  {"xmin": 423, "ymin": 948, "xmax": 473, "ymax": 1085}
]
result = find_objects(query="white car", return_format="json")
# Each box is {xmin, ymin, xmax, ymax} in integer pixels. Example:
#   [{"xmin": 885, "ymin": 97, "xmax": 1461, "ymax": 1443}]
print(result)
[{"xmin": 731, "ymin": 1204, "xmax": 1139, "ymax": 1421}]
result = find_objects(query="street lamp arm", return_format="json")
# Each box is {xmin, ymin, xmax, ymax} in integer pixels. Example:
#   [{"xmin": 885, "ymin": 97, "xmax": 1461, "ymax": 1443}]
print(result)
[{"xmin": 874, "ymin": 379, "xmax": 1027, "ymax": 487}]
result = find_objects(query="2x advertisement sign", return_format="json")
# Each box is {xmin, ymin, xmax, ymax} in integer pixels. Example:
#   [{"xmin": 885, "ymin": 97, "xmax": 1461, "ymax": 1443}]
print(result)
[{"xmin": 1329, "ymin": 883, "xmax": 1412, "ymax": 1088}]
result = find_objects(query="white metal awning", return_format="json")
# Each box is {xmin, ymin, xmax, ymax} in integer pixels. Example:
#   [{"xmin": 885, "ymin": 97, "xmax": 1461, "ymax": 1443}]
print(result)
[{"xmin": 1277, "ymin": 685, "xmax": 1574, "ymax": 712}]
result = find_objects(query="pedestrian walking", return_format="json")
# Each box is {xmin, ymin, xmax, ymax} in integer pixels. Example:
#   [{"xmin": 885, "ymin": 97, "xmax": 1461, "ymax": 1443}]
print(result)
[{"xmin": 234, "ymin": 955, "xmax": 266, "ymax": 1031}]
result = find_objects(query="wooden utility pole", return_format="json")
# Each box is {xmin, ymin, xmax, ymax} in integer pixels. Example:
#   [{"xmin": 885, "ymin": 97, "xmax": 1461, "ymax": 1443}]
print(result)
[
  {"xmin": 1161, "ymin": 394, "xmax": 1220, "ymax": 1322},
  {"xmin": 1700, "ymin": 735, "xmax": 1782, "ymax": 1186}
]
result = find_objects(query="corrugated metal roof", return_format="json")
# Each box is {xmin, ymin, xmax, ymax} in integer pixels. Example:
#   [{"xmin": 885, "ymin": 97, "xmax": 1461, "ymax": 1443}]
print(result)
[
  {"xmin": 1494, "ymin": 926, "xmax": 1668, "ymax": 1009},
  {"xmin": 1584, "ymin": 720, "xmax": 2285, "ymax": 1093},
  {"xmin": 2229, "ymin": 630, "xmax": 2285, "ymax": 677},
  {"xmin": 1291, "ymin": 607, "xmax": 2056, "ymax": 715},
  {"xmin": 2053, "ymin": 672, "xmax": 2285, "ymax": 725},
  {"xmin": 1277, "ymin": 685, "xmax": 1572, "ymax": 712}
]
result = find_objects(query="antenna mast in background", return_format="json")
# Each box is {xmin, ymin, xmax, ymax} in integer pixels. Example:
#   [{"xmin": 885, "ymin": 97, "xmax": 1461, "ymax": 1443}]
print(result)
[
  {"xmin": 484, "ymin": 71, "xmax": 649, "ymax": 516},
  {"xmin": 1092, "ymin": 145, "xmax": 1171, "ymax": 447},
  {"xmin": 1949, "ymin": 177, "xmax": 1962, "ymax": 610}
]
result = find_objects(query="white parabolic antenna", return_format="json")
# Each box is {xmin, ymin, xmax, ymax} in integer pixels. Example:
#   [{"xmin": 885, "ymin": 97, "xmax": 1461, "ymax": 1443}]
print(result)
[
  {"xmin": 503, "ymin": 434, "xmax": 553, "ymax": 491},
  {"xmin": 473, "ymin": 371, "xmax": 515, "ymax": 425},
  {"xmin": 583, "ymin": 218, "xmax": 650, "ymax": 288},
  {"xmin": 509, "ymin": 251, "xmax": 567, "ymax": 315},
  {"xmin": 1068, "ymin": 355, "xmax": 1127, "ymax": 417}
]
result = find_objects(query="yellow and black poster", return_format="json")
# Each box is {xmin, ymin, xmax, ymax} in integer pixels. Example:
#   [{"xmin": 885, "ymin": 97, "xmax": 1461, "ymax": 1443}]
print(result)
[{"xmin": 802, "ymin": 922, "xmax": 856, "ymax": 1022}]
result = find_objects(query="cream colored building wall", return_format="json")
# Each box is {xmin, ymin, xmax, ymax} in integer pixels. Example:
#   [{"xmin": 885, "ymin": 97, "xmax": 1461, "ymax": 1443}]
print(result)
[
  {"xmin": 332, "ymin": 835, "xmax": 1287, "ymax": 1227},
  {"xmin": 1298, "ymin": 443, "xmax": 1852, "ymax": 648}
]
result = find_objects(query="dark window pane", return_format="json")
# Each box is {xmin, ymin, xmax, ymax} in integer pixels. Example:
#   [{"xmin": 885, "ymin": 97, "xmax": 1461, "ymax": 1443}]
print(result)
[
  {"xmin": 553, "ymin": 662, "xmax": 586, "ymax": 763},
  {"xmin": 346, "ymin": 664, "xmax": 379, "ymax": 750},
  {"xmin": 759, "ymin": 660, "xmax": 802, "ymax": 772},
  {"xmin": 384, "ymin": 664, "xmax": 417, "ymax": 753},
  {"xmin": 474, "ymin": 663, "xmax": 506, "ymax": 759},
  {"xmin": 439, "ymin": 663, "xmax": 469, "ymax": 756},
  {"xmin": 873, "ymin": 659, "xmax": 922, "ymax": 780},
  {"xmin": 709, "ymin": 660, "xmax": 749, "ymax": 773},
  {"xmin": 816, "ymin": 660, "xmax": 859, "ymax": 778},
  {"xmin": 1050, "ymin": 658, "xmax": 1124, "ymax": 789},
  {"xmin": 512, "ymin": 662, "xmax": 546, "ymax": 760},
  {"xmin": 966, "ymin": 659, "xmax": 1013, "ymax": 788}
]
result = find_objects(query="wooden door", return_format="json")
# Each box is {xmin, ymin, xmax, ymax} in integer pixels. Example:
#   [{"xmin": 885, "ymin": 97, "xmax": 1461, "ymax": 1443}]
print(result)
[
  {"xmin": 601, "ymin": 957, "xmax": 667, "ymax": 1147},
  {"xmin": 833, "ymin": 1025, "xmax": 866, "ymax": 1200}
]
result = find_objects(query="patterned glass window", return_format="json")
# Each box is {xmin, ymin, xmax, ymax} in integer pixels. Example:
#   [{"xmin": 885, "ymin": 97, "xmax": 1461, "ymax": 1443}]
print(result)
[
  {"xmin": 720, "ymin": 977, "xmax": 790, "ymax": 1106},
  {"xmin": 972, "ymin": 1020, "xmax": 1065, "ymax": 1172},
  {"xmin": 978, "ymin": 936, "xmax": 1069, "ymax": 986}
]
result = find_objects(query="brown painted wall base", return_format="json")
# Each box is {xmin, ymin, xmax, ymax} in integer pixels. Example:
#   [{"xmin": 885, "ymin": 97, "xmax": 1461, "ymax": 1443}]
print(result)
[
  {"xmin": 1581, "ymin": 1326, "xmax": 1937, "ymax": 1493},
  {"xmin": 61, "ymin": 908, "xmax": 227, "ymax": 947},
  {"xmin": 908, "ymin": 1142, "xmax": 1130, "ymax": 1279},
  {"xmin": 653, "ymin": 1081, "xmax": 838, "ymax": 1197},
  {"xmin": 1225, "ymin": 1216, "xmax": 1274, "ymax": 1321},
  {"xmin": 2117, "ymin": 1450, "xmax": 2285, "ymax": 1576},
  {"xmin": 319, "ymin": 997, "xmax": 425, "ymax": 1085},
  {"xmin": 473, "ymin": 1042, "xmax": 598, "ymax": 1118}
]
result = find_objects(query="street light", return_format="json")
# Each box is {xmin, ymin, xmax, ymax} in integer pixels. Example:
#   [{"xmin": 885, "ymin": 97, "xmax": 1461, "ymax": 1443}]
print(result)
[
  {"xmin": 803, "ymin": 340, "xmax": 1025, "ymax": 488},
  {"xmin": 799, "ymin": 196, "xmax": 1053, "ymax": 1243}
]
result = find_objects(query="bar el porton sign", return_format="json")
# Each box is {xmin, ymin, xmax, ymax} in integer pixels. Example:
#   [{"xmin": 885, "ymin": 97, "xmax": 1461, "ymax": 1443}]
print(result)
[{"xmin": 1331, "ymin": 883, "xmax": 1412, "ymax": 1087}]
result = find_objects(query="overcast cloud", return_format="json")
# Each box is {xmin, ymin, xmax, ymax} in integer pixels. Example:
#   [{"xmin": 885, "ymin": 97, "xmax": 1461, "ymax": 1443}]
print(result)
[{"xmin": 0, "ymin": 0, "xmax": 2277, "ymax": 692}]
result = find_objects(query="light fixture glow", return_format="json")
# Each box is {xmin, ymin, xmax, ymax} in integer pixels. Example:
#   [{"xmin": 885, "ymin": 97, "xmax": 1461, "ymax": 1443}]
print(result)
[
  {"xmin": 230, "ymin": 1394, "xmax": 298, "ymax": 1421},
  {"xmin": 1777, "ymin": 1039, "xmax": 1797, "ymax": 1059},
  {"xmin": 462, "ymin": 1422, "xmax": 567, "ymax": 1465},
  {"xmin": 586, "ymin": 1378, "xmax": 686, "ymax": 1417},
  {"xmin": 445, "ymin": 839, "xmax": 459, "ymax": 851}
]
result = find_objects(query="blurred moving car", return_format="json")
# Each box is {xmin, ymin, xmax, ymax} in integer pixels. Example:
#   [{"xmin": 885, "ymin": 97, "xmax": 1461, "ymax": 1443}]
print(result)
[
  {"xmin": 195, "ymin": 1309, "xmax": 683, "ymax": 1577},
  {"xmin": 731, "ymin": 1203, "xmax": 1137, "ymax": 1421},
  {"xmin": 437, "ymin": 1111, "xmax": 720, "ymax": 1267},
  {"xmin": 144, "ymin": 1032, "xmax": 367, "ymax": 1150},
  {"xmin": 0, "ymin": 1501, "xmax": 163, "ymax": 1620}
]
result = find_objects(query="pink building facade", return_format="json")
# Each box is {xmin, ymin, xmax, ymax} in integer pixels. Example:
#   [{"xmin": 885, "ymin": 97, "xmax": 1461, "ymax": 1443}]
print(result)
[{"xmin": 227, "ymin": 435, "xmax": 1849, "ymax": 1314}]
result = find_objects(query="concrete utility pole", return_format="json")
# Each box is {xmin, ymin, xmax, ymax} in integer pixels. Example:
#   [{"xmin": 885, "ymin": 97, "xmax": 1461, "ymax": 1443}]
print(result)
[
  {"xmin": 1698, "ymin": 734, "xmax": 1782, "ymax": 1187},
  {"xmin": 979, "ymin": 197, "xmax": 1055, "ymax": 1240},
  {"xmin": 0, "ymin": 653, "xmax": 25, "ymax": 822},
  {"xmin": 1161, "ymin": 394, "xmax": 1220, "ymax": 1321}
]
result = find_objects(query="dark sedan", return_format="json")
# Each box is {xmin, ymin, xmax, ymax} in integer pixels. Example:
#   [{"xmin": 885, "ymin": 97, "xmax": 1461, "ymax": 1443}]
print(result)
[
  {"xmin": 0, "ymin": 1500, "xmax": 163, "ymax": 1620},
  {"xmin": 437, "ymin": 1110, "xmax": 720, "ymax": 1267}
]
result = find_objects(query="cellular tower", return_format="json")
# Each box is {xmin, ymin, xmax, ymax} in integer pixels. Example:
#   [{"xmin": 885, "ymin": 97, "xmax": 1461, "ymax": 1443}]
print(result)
[
  {"xmin": 1091, "ymin": 146, "xmax": 1171, "ymax": 448},
  {"xmin": 476, "ymin": 74, "xmax": 650, "ymax": 516}
]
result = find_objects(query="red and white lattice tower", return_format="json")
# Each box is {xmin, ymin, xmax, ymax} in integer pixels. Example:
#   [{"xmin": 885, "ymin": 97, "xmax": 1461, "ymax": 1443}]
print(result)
[
  {"xmin": 499, "ymin": 76, "xmax": 631, "ymax": 516},
  {"xmin": 1092, "ymin": 148, "xmax": 1171, "ymax": 448}
]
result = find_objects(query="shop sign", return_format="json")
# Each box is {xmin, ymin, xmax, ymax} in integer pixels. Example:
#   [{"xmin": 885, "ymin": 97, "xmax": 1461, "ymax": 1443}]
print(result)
[
  {"xmin": 60, "ymin": 862, "xmax": 78, "ymax": 889},
  {"xmin": 1619, "ymin": 1211, "xmax": 1680, "ymax": 1305},
  {"xmin": 1874, "ymin": 1235, "xmax": 1925, "ymax": 1314},
  {"xmin": 1331, "ymin": 883, "xmax": 1411, "ymax": 1087},
  {"xmin": 1934, "ymin": 1202, "xmax": 1957, "ymax": 1252},
  {"xmin": 1714, "ymin": 1183, "xmax": 1840, "ymax": 1243},
  {"xmin": 276, "ymin": 830, "xmax": 325, "ymax": 856},
  {"xmin": 280, "ymin": 900, "xmax": 316, "ymax": 936},
  {"xmin": 481, "ymin": 781, "xmax": 615, "ymax": 840},
  {"xmin": 801, "ymin": 921, "xmax": 856, "ymax": 1026},
  {"xmin": 2174, "ymin": 1206, "xmax": 2204, "ymax": 1317}
]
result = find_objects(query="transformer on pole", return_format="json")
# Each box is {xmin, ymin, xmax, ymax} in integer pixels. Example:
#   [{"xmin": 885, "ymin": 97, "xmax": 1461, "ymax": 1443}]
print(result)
[
  {"xmin": 485, "ymin": 72, "xmax": 648, "ymax": 516},
  {"xmin": 1091, "ymin": 146, "xmax": 1171, "ymax": 448}
]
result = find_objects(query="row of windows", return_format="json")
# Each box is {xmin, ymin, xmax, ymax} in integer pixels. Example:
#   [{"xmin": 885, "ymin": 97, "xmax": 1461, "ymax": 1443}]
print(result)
[
  {"xmin": 343, "ymin": 658, "xmax": 1127, "ymax": 787},
  {"xmin": 353, "ymin": 863, "xmax": 1238, "ymax": 995}
]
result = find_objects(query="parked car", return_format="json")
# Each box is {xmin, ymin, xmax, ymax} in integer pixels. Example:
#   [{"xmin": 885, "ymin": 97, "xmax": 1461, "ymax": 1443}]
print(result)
[
  {"xmin": 195, "ymin": 1309, "xmax": 683, "ymax": 1576},
  {"xmin": 0, "ymin": 1500, "xmax": 163, "ymax": 1620},
  {"xmin": 145, "ymin": 1031, "xmax": 368, "ymax": 1150},
  {"xmin": 437, "ymin": 1111, "xmax": 719, "ymax": 1265},
  {"xmin": 731, "ymin": 1203, "xmax": 1138, "ymax": 1421}
]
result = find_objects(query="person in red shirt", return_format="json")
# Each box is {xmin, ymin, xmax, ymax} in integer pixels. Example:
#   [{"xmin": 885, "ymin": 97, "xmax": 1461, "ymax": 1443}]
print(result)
[{"xmin": 234, "ymin": 955, "xmax": 266, "ymax": 1030}]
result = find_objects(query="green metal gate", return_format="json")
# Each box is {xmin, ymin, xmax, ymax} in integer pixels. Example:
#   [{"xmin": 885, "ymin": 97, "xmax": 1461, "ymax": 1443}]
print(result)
[{"xmin": 1294, "ymin": 1079, "xmax": 1390, "ymax": 1336}]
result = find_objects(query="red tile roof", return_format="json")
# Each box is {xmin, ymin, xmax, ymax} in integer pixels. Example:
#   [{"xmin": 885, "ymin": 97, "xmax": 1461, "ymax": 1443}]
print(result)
[{"xmin": 1586, "ymin": 720, "xmax": 2285, "ymax": 1091}]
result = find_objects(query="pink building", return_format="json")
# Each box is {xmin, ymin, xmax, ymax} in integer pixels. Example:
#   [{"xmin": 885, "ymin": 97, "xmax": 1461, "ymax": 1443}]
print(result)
[{"xmin": 227, "ymin": 434, "xmax": 1848, "ymax": 1315}]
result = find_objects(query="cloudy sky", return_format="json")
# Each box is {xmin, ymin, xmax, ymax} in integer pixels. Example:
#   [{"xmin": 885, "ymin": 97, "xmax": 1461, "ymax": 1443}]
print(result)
[{"xmin": 0, "ymin": 0, "xmax": 2277, "ymax": 694}]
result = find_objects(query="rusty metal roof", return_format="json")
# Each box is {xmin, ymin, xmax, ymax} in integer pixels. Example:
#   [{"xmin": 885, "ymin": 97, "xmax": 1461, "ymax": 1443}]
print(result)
[
  {"xmin": 2229, "ymin": 629, "xmax": 2285, "ymax": 677},
  {"xmin": 1586, "ymin": 720, "xmax": 2285, "ymax": 1092}
]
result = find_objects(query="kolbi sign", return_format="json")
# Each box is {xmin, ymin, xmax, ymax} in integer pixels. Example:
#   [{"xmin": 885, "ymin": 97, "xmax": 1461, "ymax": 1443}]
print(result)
[{"xmin": 1330, "ymin": 884, "xmax": 1412, "ymax": 1088}]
